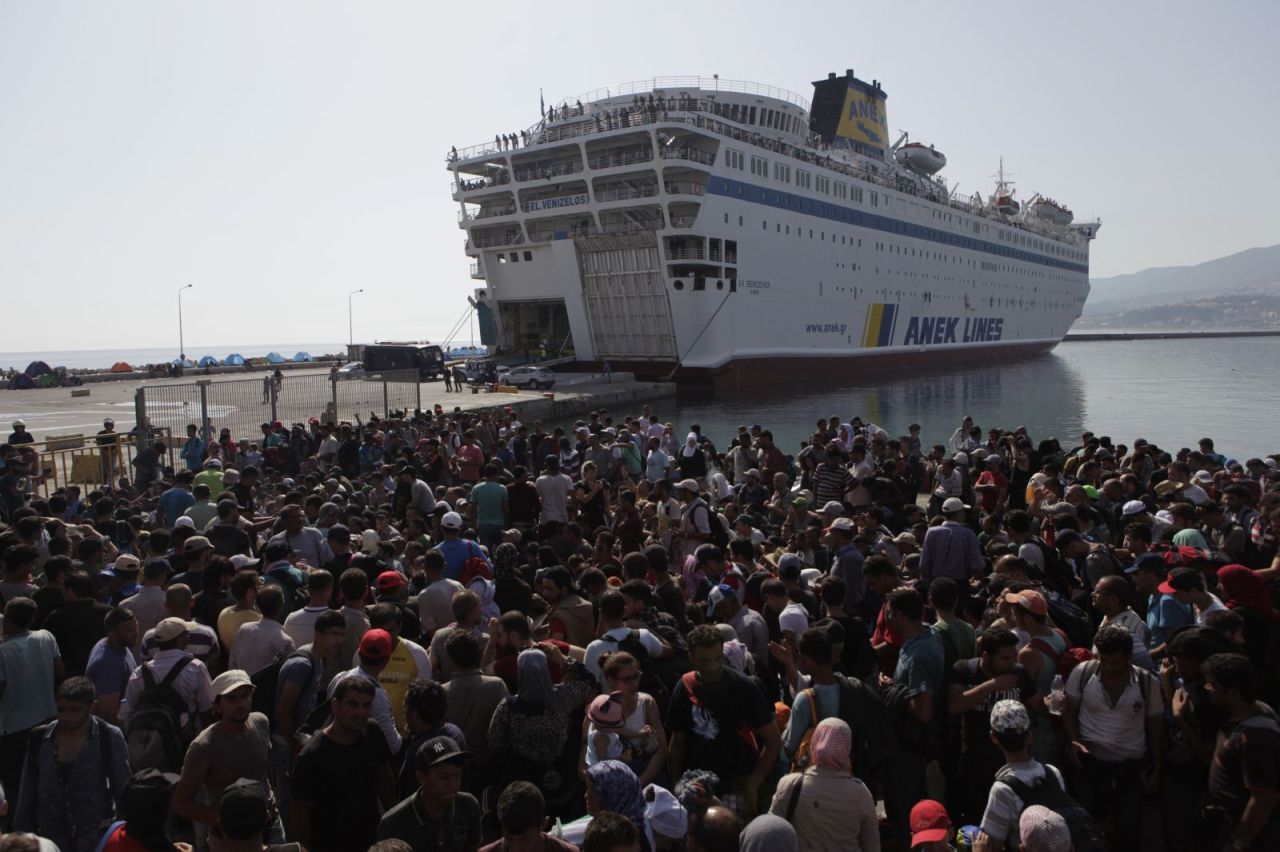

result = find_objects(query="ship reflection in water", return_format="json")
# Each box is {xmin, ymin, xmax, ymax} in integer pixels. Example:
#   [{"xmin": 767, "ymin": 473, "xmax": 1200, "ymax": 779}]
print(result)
[{"xmin": 670, "ymin": 350, "xmax": 1087, "ymax": 453}]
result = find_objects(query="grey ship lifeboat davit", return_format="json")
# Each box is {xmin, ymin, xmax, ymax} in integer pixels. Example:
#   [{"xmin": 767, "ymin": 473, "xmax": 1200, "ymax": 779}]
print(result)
[{"xmin": 894, "ymin": 142, "xmax": 946, "ymax": 175}]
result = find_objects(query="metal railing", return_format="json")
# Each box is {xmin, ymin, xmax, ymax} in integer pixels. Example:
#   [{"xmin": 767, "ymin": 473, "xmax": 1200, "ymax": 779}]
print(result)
[
  {"xmin": 660, "ymin": 147, "xmax": 716, "ymax": 166},
  {"xmin": 471, "ymin": 229, "xmax": 525, "ymax": 248},
  {"xmin": 669, "ymin": 214, "xmax": 699, "ymax": 228},
  {"xmin": 595, "ymin": 185, "xmax": 659, "ymax": 202},
  {"xmin": 664, "ymin": 181, "xmax": 707, "ymax": 196},
  {"xmin": 513, "ymin": 160, "xmax": 584, "ymax": 182},
  {"xmin": 138, "ymin": 370, "xmax": 423, "ymax": 459},
  {"xmin": 454, "ymin": 172, "xmax": 511, "ymax": 193},
  {"xmin": 587, "ymin": 148, "xmax": 654, "ymax": 170},
  {"xmin": 7, "ymin": 430, "xmax": 177, "ymax": 501},
  {"xmin": 458, "ymin": 204, "xmax": 517, "ymax": 223},
  {"xmin": 469, "ymin": 262, "xmax": 482, "ymax": 277},
  {"xmin": 666, "ymin": 245, "xmax": 707, "ymax": 260}
]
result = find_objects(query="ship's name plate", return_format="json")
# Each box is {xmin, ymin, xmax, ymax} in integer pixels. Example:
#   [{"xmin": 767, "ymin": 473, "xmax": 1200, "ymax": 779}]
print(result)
[
  {"xmin": 526, "ymin": 194, "xmax": 589, "ymax": 212},
  {"xmin": 741, "ymin": 280, "xmax": 771, "ymax": 291}
]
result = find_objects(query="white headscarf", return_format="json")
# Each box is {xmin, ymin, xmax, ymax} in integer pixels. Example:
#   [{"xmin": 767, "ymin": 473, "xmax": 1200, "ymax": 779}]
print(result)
[{"xmin": 681, "ymin": 432, "xmax": 699, "ymax": 458}]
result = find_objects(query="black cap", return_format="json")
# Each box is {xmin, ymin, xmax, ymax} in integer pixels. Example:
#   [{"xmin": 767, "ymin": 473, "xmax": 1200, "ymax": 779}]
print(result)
[
  {"xmin": 1053, "ymin": 530, "xmax": 1084, "ymax": 551},
  {"xmin": 326, "ymin": 524, "xmax": 350, "ymax": 541},
  {"xmin": 414, "ymin": 735, "xmax": 472, "ymax": 770},
  {"xmin": 218, "ymin": 778, "xmax": 269, "ymax": 840}
]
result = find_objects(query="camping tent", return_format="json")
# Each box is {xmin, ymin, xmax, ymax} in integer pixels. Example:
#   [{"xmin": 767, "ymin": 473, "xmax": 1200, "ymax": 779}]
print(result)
[
  {"xmin": 172, "ymin": 358, "xmax": 195, "ymax": 368},
  {"xmin": 24, "ymin": 361, "xmax": 52, "ymax": 377},
  {"xmin": 292, "ymin": 352, "xmax": 312, "ymax": 362},
  {"xmin": 198, "ymin": 356, "xmax": 219, "ymax": 367},
  {"xmin": 265, "ymin": 352, "xmax": 286, "ymax": 364},
  {"xmin": 7, "ymin": 373, "xmax": 34, "ymax": 390},
  {"xmin": 224, "ymin": 353, "xmax": 246, "ymax": 366},
  {"xmin": 109, "ymin": 362, "xmax": 133, "ymax": 373}
]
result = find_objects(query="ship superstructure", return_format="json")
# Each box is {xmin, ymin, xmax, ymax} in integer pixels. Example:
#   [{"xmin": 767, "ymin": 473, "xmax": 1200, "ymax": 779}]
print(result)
[{"xmin": 448, "ymin": 71, "xmax": 1100, "ymax": 384}]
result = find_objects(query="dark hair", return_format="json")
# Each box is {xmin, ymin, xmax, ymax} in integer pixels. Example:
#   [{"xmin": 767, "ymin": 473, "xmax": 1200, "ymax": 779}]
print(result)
[
  {"xmin": 601, "ymin": 651, "xmax": 638, "ymax": 681},
  {"xmin": 367, "ymin": 602, "xmax": 401, "ymax": 631},
  {"xmin": 339, "ymin": 568, "xmax": 370, "ymax": 603},
  {"xmin": 104, "ymin": 606, "xmax": 135, "ymax": 634},
  {"xmin": 687, "ymin": 623, "xmax": 724, "ymax": 652},
  {"xmin": 228, "ymin": 569, "xmax": 259, "ymax": 600},
  {"xmin": 863, "ymin": 554, "xmax": 896, "ymax": 578},
  {"xmin": 1204, "ymin": 652, "xmax": 1258, "ymax": 702},
  {"xmin": 254, "ymin": 586, "xmax": 283, "ymax": 620},
  {"xmin": 307, "ymin": 570, "xmax": 334, "ymax": 592},
  {"xmin": 64, "ymin": 569, "xmax": 95, "ymax": 599},
  {"xmin": 1204, "ymin": 608, "xmax": 1244, "ymax": 637},
  {"xmin": 598, "ymin": 590, "xmax": 626, "ymax": 620},
  {"xmin": 498, "ymin": 611, "xmax": 531, "ymax": 641},
  {"xmin": 542, "ymin": 565, "xmax": 572, "ymax": 590},
  {"xmin": 993, "ymin": 725, "xmax": 1030, "ymax": 754},
  {"xmin": 333, "ymin": 675, "xmax": 376, "ymax": 701},
  {"xmin": 405, "ymin": 679, "xmax": 447, "ymax": 726},
  {"xmin": 978, "ymin": 626, "xmax": 1019, "ymax": 656},
  {"xmin": 444, "ymin": 629, "xmax": 482, "ymax": 669},
  {"xmin": 928, "ymin": 576, "xmax": 959, "ymax": 611},
  {"xmin": 621, "ymin": 552, "xmax": 650, "ymax": 581},
  {"xmin": 3, "ymin": 597, "xmax": 38, "ymax": 629},
  {"xmin": 314, "ymin": 610, "xmax": 346, "ymax": 634},
  {"xmin": 4, "ymin": 546, "xmax": 37, "ymax": 574},
  {"xmin": 56, "ymin": 676, "xmax": 97, "ymax": 705},
  {"xmin": 820, "ymin": 575, "xmax": 846, "ymax": 606},
  {"xmin": 583, "ymin": 812, "xmax": 639, "ymax": 852},
  {"xmin": 1005, "ymin": 510, "xmax": 1033, "ymax": 534},
  {"xmin": 496, "ymin": 781, "xmax": 545, "ymax": 836},
  {"xmin": 798, "ymin": 627, "xmax": 833, "ymax": 666},
  {"xmin": 761, "ymin": 578, "xmax": 787, "ymax": 599},
  {"xmin": 451, "ymin": 590, "xmax": 480, "ymax": 622},
  {"xmin": 887, "ymin": 587, "xmax": 924, "ymax": 621},
  {"xmin": 1093, "ymin": 624, "xmax": 1134, "ymax": 657}
]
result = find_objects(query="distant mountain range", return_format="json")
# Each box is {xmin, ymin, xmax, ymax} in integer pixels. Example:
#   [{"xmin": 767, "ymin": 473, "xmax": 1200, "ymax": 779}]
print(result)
[{"xmin": 1079, "ymin": 243, "xmax": 1280, "ymax": 329}]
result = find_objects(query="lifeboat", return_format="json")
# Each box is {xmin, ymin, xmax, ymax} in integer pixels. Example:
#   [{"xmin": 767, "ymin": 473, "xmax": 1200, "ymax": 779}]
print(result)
[
  {"xmin": 1032, "ymin": 198, "xmax": 1073, "ymax": 226},
  {"xmin": 994, "ymin": 194, "xmax": 1020, "ymax": 216},
  {"xmin": 894, "ymin": 142, "xmax": 946, "ymax": 175}
]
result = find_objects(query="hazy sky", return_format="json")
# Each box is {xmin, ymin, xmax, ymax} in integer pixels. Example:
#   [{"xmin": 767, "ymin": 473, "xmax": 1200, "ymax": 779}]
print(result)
[{"xmin": 3, "ymin": 1, "xmax": 1277, "ymax": 352}]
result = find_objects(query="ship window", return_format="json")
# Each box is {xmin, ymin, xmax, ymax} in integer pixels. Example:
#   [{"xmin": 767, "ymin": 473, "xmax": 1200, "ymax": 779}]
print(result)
[
  {"xmin": 693, "ymin": 277, "xmax": 706, "ymax": 291},
  {"xmin": 523, "ymin": 251, "xmax": 532, "ymax": 261},
  {"xmin": 749, "ymin": 106, "xmax": 756, "ymax": 124},
  {"xmin": 509, "ymin": 253, "xmax": 519, "ymax": 262},
  {"xmin": 673, "ymin": 280, "xmax": 685, "ymax": 290}
]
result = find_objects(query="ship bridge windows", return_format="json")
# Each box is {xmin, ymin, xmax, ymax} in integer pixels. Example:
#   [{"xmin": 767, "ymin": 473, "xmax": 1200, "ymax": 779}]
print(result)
[{"xmin": 750, "ymin": 156, "xmax": 769, "ymax": 177}]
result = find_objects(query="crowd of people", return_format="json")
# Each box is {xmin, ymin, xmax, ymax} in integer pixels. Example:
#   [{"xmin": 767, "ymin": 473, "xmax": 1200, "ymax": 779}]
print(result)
[{"xmin": 0, "ymin": 404, "xmax": 1279, "ymax": 852}]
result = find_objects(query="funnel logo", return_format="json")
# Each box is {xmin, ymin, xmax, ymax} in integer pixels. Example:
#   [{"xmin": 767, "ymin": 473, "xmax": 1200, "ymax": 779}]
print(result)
[{"xmin": 860, "ymin": 303, "xmax": 899, "ymax": 348}]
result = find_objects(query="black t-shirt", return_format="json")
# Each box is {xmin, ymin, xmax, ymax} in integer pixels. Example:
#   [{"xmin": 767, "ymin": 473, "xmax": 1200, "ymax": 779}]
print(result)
[
  {"xmin": 292, "ymin": 721, "xmax": 392, "ymax": 852},
  {"xmin": 950, "ymin": 659, "xmax": 1036, "ymax": 767},
  {"xmin": 43, "ymin": 599, "xmax": 112, "ymax": 677},
  {"xmin": 1209, "ymin": 709, "xmax": 1280, "ymax": 845},
  {"xmin": 665, "ymin": 667, "xmax": 773, "ymax": 779},
  {"xmin": 206, "ymin": 524, "xmax": 252, "ymax": 557}
]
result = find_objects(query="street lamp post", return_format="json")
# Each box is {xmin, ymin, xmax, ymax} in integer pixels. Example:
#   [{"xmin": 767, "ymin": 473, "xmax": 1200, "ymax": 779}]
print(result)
[
  {"xmin": 177, "ymin": 284, "xmax": 193, "ymax": 361},
  {"xmin": 348, "ymin": 289, "xmax": 364, "ymax": 347}
]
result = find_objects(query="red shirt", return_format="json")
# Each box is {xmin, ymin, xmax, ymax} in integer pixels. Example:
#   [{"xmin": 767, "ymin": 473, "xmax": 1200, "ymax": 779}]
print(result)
[
  {"xmin": 457, "ymin": 444, "xmax": 485, "ymax": 482},
  {"xmin": 975, "ymin": 469, "xmax": 1008, "ymax": 513}
]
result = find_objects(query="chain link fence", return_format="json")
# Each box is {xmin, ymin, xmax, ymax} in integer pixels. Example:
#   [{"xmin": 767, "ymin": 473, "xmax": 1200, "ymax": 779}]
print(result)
[{"xmin": 138, "ymin": 370, "xmax": 422, "ymax": 445}]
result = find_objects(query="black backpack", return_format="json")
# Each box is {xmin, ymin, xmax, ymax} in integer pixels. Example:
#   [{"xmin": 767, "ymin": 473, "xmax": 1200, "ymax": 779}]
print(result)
[
  {"xmin": 994, "ymin": 765, "xmax": 1105, "ymax": 852},
  {"xmin": 249, "ymin": 650, "xmax": 317, "ymax": 721},
  {"xmin": 599, "ymin": 628, "xmax": 685, "ymax": 712},
  {"xmin": 694, "ymin": 502, "xmax": 730, "ymax": 550},
  {"xmin": 124, "ymin": 656, "xmax": 194, "ymax": 773},
  {"xmin": 1042, "ymin": 590, "xmax": 1094, "ymax": 649}
]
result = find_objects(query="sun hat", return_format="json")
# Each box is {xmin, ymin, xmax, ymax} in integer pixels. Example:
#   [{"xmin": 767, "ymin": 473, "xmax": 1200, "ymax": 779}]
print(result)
[{"xmin": 588, "ymin": 692, "xmax": 626, "ymax": 730}]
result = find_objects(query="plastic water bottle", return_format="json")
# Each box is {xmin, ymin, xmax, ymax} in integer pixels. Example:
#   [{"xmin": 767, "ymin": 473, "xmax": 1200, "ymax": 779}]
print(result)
[{"xmin": 1049, "ymin": 674, "xmax": 1066, "ymax": 716}]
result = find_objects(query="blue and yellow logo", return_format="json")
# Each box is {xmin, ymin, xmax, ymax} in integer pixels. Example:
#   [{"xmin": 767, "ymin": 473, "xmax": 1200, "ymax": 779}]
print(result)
[
  {"xmin": 836, "ymin": 87, "xmax": 888, "ymax": 152},
  {"xmin": 860, "ymin": 303, "xmax": 898, "ymax": 348}
]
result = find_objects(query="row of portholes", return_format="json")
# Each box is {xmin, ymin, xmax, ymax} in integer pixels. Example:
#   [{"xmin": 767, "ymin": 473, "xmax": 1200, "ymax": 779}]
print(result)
[{"xmin": 671, "ymin": 278, "xmax": 726, "ymax": 291}]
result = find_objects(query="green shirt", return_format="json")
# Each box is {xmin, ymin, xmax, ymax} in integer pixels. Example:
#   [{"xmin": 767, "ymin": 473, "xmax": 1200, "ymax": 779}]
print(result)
[
  {"xmin": 932, "ymin": 616, "xmax": 977, "ymax": 669},
  {"xmin": 469, "ymin": 481, "xmax": 507, "ymax": 527}
]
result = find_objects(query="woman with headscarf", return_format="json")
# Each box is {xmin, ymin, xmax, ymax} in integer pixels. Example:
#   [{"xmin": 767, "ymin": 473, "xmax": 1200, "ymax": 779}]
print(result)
[
  {"xmin": 740, "ymin": 815, "xmax": 800, "ymax": 852},
  {"xmin": 487, "ymin": 647, "xmax": 595, "ymax": 802},
  {"xmin": 1217, "ymin": 564, "xmax": 1280, "ymax": 705},
  {"xmin": 491, "ymin": 541, "xmax": 532, "ymax": 614},
  {"xmin": 769, "ymin": 718, "xmax": 880, "ymax": 852},
  {"xmin": 677, "ymin": 433, "xmax": 708, "ymax": 481},
  {"xmin": 562, "ymin": 760, "xmax": 655, "ymax": 852},
  {"xmin": 314, "ymin": 501, "xmax": 341, "ymax": 536}
]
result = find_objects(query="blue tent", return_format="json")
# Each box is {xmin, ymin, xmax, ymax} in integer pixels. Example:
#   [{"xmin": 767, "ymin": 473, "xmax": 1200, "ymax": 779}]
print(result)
[
  {"xmin": 198, "ymin": 355, "xmax": 219, "ymax": 367},
  {"xmin": 224, "ymin": 353, "xmax": 246, "ymax": 366},
  {"xmin": 292, "ymin": 351, "xmax": 312, "ymax": 362},
  {"xmin": 265, "ymin": 352, "xmax": 286, "ymax": 364},
  {"xmin": 172, "ymin": 358, "xmax": 195, "ymax": 367}
]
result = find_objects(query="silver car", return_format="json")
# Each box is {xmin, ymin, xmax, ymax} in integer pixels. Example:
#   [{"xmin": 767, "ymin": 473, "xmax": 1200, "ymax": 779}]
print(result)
[{"xmin": 498, "ymin": 365, "xmax": 556, "ymax": 389}]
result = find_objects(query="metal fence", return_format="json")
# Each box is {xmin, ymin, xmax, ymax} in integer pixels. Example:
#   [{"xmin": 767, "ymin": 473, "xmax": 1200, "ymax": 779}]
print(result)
[
  {"xmin": 138, "ymin": 370, "xmax": 422, "ymax": 445},
  {"xmin": 16, "ymin": 430, "xmax": 175, "ymax": 500}
]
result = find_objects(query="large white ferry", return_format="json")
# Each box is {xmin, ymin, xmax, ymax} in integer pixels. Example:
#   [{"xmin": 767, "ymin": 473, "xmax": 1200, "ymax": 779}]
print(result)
[{"xmin": 449, "ymin": 71, "xmax": 1099, "ymax": 385}]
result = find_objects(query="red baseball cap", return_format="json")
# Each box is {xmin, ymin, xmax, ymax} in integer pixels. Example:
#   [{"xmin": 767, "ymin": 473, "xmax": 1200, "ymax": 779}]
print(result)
[
  {"xmin": 1004, "ymin": 588, "xmax": 1048, "ymax": 617},
  {"xmin": 376, "ymin": 570, "xmax": 407, "ymax": 591},
  {"xmin": 910, "ymin": 799, "xmax": 952, "ymax": 847},
  {"xmin": 358, "ymin": 628, "xmax": 393, "ymax": 660}
]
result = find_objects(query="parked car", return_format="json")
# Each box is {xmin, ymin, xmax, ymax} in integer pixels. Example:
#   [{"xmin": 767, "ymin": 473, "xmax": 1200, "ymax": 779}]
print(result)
[
  {"xmin": 336, "ymin": 361, "xmax": 366, "ymax": 378},
  {"xmin": 497, "ymin": 365, "xmax": 556, "ymax": 389}
]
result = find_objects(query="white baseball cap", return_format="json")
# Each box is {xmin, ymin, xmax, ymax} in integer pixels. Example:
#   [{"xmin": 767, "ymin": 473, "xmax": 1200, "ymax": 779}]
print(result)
[
  {"xmin": 941, "ymin": 497, "xmax": 970, "ymax": 514},
  {"xmin": 441, "ymin": 511, "xmax": 464, "ymax": 530}
]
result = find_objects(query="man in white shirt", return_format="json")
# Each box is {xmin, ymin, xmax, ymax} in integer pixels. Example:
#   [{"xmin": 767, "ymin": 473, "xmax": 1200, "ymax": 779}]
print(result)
[
  {"xmin": 121, "ymin": 617, "xmax": 215, "ymax": 728},
  {"xmin": 326, "ymin": 628, "xmax": 402, "ymax": 755},
  {"xmin": 975, "ymin": 699, "xmax": 1070, "ymax": 851},
  {"xmin": 416, "ymin": 551, "xmax": 464, "ymax": 641},
  {"xmin": 534, "ymin": 457, "xmax": 573, "ymax": 534},
  {"xmin": 1090, "ymin": 575, "xmax": 1155, "ymax": 671},
  {"xmin": 283, "ymin": 571, "xmax": 335, "ymax": 648},
  {"xmin": 121, "ymin": 559, "xmax": 173, "ymax": 642},
  {"xmin": 139, "ymin": 584, "xmax": 221, "ymax": 667},
  {"xmin": 584, "ymin": 590, "xmax": 669, "ymax": 687},
  {"xmin": 1063, "ymin": 624, "xmax": 1163, "ymax": 852},
  {"xmin": 230, "ymin": 586, "xmax": 295, "ymax": 675},
  {"xmin": 266, "ymin": 505, "xmax": 332, "ymax": 568}
]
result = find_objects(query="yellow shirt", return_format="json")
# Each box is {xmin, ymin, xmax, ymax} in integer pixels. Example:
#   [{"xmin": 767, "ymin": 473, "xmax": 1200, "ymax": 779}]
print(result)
[
  {"xmin": 218, "ymin": 606, "xmax": 260, "ymax": 652},
  {"xmin": 194, "ymin": 469, "xmax": 224, "ymax": 494},
  {"xmin": 380, "ymin": 641, "xmax": 419, "ymax": 733}
]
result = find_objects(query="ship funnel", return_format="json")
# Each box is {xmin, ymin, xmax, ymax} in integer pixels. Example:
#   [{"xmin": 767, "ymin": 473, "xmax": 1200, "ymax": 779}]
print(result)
[
  {"xmin": 828, "ymin": 72, "xmax": 836, "ymax": 79},
  {"xmin": 845, "ymin": 69, "xmax": 853, "ymax": 77}
]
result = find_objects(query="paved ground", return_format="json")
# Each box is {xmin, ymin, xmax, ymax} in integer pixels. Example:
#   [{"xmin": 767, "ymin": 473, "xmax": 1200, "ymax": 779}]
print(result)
[{"xmin": 0, "ymin": 369, "xmax": 672, "ymax": 444}]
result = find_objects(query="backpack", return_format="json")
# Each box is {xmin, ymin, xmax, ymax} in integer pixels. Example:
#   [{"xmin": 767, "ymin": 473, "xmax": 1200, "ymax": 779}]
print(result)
[
  {"xmin": 695, "ymin": 503, "xmax": 730, "ymax": 550},
  {"xmin": 263, "ymin": 566, "xmax": 306, "ymax": 616},
  {"xmin": 1075, "ymin": 659, "xmax": 1155, "ymax": 707},
  {"xmin": 1042, "ymin": 590, "xmax": 1094, "ymax": 649},
  {"xmin": 249, "ymin": 650, "xmax": 317, "ymax": 721},
  {"xmin": 1028, "ymin": 538, "xmax": 1071, "ymax": 595},
  {"xmin": 125, "ymin": 656, "xmax": 194, "ymax": 773},
  {"xmin": 994, "ymin": 765, "xmax": 1106, "ymax": 852},
  {"xmin": 600, "ymin": 629, "xmax": 681, "ymax": 713},
  {"xmin": 1030, "ymin": 633, "xmax": 1094, "ymax": 679},
  {"xmin": 789, "ymin": 688, "xmax": 819, "ymax": 771}
]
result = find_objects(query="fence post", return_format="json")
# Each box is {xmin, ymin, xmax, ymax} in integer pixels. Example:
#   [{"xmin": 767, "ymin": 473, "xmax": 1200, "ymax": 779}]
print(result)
[
  {"xmin": 198, "ymin": 381, "xmax": 211, "ymax": 444},
  {"xmin": 134, "ymin": 387, "xmax": 146, "ymax": 431},
  {"xmin": 383, "ymin": 378, "xmax": 390, "ymax": 418},
  {"xmin": 330, "ymin": 374, "xmax": 338, "ymax": 425},
  {"xmin": 270, "ymin": 382, "xmax": 278, "ymax": 424},
  {"xmin": 415, "ymin": 374, "xmax": 422, "ymax": 414}
]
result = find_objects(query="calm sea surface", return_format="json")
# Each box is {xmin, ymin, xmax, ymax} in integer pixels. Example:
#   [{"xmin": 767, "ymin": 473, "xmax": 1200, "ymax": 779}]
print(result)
[
  {"xmin": 660, "ymin": 337, "xmax": 1280, "ymax": 459},
  {"xmin": 0, "ymin": 344, "xmax": 346, "ymax": 371}
]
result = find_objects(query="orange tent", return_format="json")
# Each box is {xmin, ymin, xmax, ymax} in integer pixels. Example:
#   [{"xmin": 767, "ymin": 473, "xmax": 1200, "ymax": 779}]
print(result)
[{"xmin": 109, "ymin": 362, "xmax": 133, "ymax": 373}]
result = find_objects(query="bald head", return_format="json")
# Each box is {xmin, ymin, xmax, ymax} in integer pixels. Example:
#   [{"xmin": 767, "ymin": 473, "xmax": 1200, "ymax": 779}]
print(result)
[{"xmin": 689, "ymin": 806, "xmax": 742, "ymax": 852}]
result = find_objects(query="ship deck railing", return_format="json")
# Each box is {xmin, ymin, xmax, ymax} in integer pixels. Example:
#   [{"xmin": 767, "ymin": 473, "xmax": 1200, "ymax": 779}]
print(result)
[
  {"xmin": 458, "ymin": 205, "xmax": 518, "ymax": 224},
  {"xmin": 452, "ymin": 100, "xmax": 1084, "ymax": 247}
]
